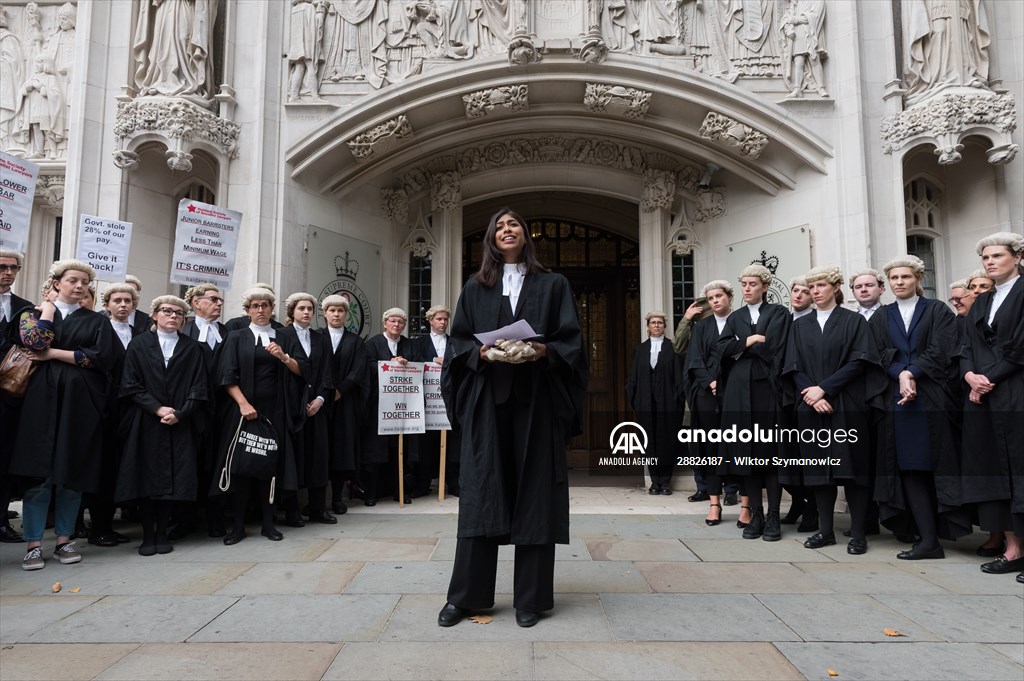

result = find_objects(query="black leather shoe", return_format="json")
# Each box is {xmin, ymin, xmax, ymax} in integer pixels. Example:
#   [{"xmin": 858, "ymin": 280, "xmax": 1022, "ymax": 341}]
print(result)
[
  {"xmin": 155, "ymin": 542, "xmax": 173, "ymax": 555},
  {"xmin": 705, "ymin": 503, "xmax": 722, "ymax": 527},
  {"xmin": 797, "ymin": 515, "xmax": 819, "ymax": 533},
  {"xmin": 392, "ymin": 495, "xmax": 412, "ymax": 504},
  {"xmin": 649, "ymin": 484, "xmax": 661, "ymax": 495},
  {"xmin": 332, "ymin": 501, "xmax": 348, "ymax": 516},
  {"xmin": 847, "ymin": 538, "xmax": 868, "ymax": 555},
  {"xmin": 723, "ymin": 492, "xmax": 738, "ymax": 506},
  {"xmin": 138, "ymin": 542, "xmax": 157, "ymax": 556},
  {"xmin": 742, "ymin": 509, "xmax": 765, "ymax": 539},
  {"xmin": 980, "ymin": 555, "xmax": 1024, "ymax": 574},
  {"xmin": 736, "ymin": 506, "xmax": 751, "ymax": 529},
  {"xmin": 223, "ymin": 531, "xmax": 246, "ymax": 546},
  {"xmin": 1016, "ymin": 572, "xmax": 1023, "ymax": 584},
  {"xmin": 437, "ymin": 603, "xmax": 467, "ymax": 627},
  {"xmin": 897, "ymin": 544, "xmax": 945, "ymax": 561},
  {"xmin": 803, "ymin": 531, "xmax": 836, "ymax": 549},
  {"xmin": 283, "ymin": 513, "xmax": 305, "ymax": 528},
  {"xmin": 364, "ymin": 497, "xmax": 377, "ymax": 507},
  {"xmin": 308, "ymin": 510, "xmax": 337, "ymax": 524},
  {"xmin": 261, "ymin": 528, "xmax": 284, "ymax": 541},
  {"xmin": 660, "ymin": 486, "xmax": 673, "ymax": 496},
  {"xmin": 515, "ymin": 610, "xmax": 540, "ymax": 628},
  {"xmin": 88, "ymin": 533, "xmax": 120, "ymax": 547},
  {"xmin": 0, "ymin": 524, "xmax": 24, "ymax": 543},
  {"xmin": 687, "ymin": 490, "xmax": 710, "ymax": 502},
  {"xmin": 762, "ymin": 510, "xmax": 781, "ymax": 542},
  {"xmin": 976, "ymin": 543, "xmax": 1005, "ymax": 557}
]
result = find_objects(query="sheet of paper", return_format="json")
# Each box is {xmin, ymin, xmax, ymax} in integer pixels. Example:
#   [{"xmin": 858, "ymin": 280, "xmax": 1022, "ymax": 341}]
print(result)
[{"xmin": 474, "ymin": 320, "xmax": 539, "ymax": 346}]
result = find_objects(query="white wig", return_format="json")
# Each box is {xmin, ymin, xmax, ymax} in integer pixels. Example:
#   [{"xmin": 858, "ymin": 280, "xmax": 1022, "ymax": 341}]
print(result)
[
  {"xmin": 804, "ymin": 265, "xmax": 844, "ymax": 287},
  {"xmin": 848, "ymin": 268, "xmax": 885, "ymax": 289},
  {"xmin": 644, "ymin": 310, "xmax": 668, "ymax": 323},
  {"xmin": 425, "ymin": 304, "xmax": 451, "ymax": 320},
  {"xmin": 738, "ymin": 264, "xmax": 772, "ymax": 284},
  {"xmin": 702, "ymin": 279, "xmax": 734, "ymax": 297},
  {"xmin": 101, "ymin": 283, "xmax": 140, "ymax": 307},
  {"xmin": 949, "ymin": 279, "xmax": 969, "ymax": 291},
  {"xmin": 789, "ymin": 275, "xmax": 809, "ymax": 289},
  {"xmin": 49, "ymin": 259, "xmax": 95, "ymax": 282},
  {"xmin": 975, "ymin": 231, "xmax": 1024, "ymax": 257},
  {"xmin": 381, "ymin": 307, "xmax": 407, "ymax": 324},
  {"xmin": 284, "ymin": 292, "xmax": 317, "ymax": 319},
  {"xmin": 242, "ymin": 286, "xmax": 276, "ymax": 308},
  {"xmin": 0, "ymin": 249, "xmax": 24, "ymax": 267},
  {"xmin": 184, "ymin": 283, "xmax": 221, "ymax": 305},
  {"xmin": 150, "ymin": 295, "xmax": 189, "ymax": 314},
  {"xmin": 882, "ymin": 255, "xmax": 926, "ymax": 278},
  {"xmin": 124, "ymin": 274, "xmax": 142, "ymax": 292},
  {"xmin": 321, "ymin": 294, "xmax": 350, "ymax": 311}
]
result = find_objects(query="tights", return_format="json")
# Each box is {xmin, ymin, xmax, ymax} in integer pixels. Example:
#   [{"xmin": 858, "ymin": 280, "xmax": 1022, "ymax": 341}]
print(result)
[
  {"xmin": 230, "ymin": 477, "xmax": 276, "ymax": 535},
  {"xmin": 813, "ymin": 484, "xmax": 871, "ymax": 539},
  {"xmin": 744, "ymin": 472, "xmax": 782, "ymax": 514},
  {"xmin": 902, "ymin": 471, "xmax": 939, "ymax": 550},
  {"xmin": 138, "ymin": 499, "xmax": 171, "ymax": 547}
]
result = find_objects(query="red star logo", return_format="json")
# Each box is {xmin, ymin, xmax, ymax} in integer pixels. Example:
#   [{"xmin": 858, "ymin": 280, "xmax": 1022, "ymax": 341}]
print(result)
[
  {"xmin": 381, "ymin": 363, "xmax": 390, "ymax": 371},
  {"xmin": 187, "ymin": 204, "xmax": 197, "ymax": 212}
]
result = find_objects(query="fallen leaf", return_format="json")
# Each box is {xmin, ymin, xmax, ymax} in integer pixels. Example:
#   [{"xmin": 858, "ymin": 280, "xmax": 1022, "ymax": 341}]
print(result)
[
  {"xmin": 468, "ymin": 615, "xmax": 493, "ymax": 625},
  {"xmin": 69, "ymin": 587, "xmax": 81, "ymax": 593},
  {"xmin": 826, "ymin": 669, "xmax": 839, "ymax": 677},
  {"xmin": 51, "ymin": 581, "xmax": 61, "ymax": 593},
  {"xmin": 883, "ymin": 628, "xmax": 905, "ymax": 637}
]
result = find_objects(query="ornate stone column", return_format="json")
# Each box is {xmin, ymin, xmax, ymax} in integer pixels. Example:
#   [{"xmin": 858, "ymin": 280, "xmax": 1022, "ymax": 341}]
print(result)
[
  {"xmin": 429, "ymin": 171, "xmax": 463, "ymax": 309},
  {"xmin": 638, "ymin": 169, "xmax": 675, "ymax": 335}
]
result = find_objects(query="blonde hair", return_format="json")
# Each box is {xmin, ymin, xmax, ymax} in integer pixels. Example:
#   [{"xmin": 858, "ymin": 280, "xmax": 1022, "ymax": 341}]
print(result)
[
  {"xmin": 321, "ymin": 294, "xmax": 349, "ymax": 312},
  {"xmin": 284, "ymin": 292, "xmax": 317, "ymax": 320},
  {"xmin": 702, "ymin": 279, "xmax": 734, "ymax": 297},
  {"xmin": 150, "ymin": 295, "xmax": 189, "ymax": 314},
  {"xmin": 101, "ymin": 283, "xmax": 140, "ymax": 307},
  {"xmin": 0, "ymin": 249, "xmax": 24, "ymax": 267},
  {"xmin": 49, "ymin": 259, "xmax": 95, "ymax": 282}
]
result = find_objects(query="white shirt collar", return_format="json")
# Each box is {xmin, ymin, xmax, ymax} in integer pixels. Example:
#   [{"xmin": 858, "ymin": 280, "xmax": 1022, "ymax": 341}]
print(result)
[
  {"xmin": 328, "ymin": 325, "xmax": 344, "ymax": 351},
  {"xmin": 995, "ymin": 275, "xmax": 1019, "ymax": 294},
  {"xmin": 110, "ymin": 319, "xmax": 133, "ymax": 349},
  {"xmin": 815, "ymin": 306, "xmax": 835, "ymax": 330},
  {"xmin": 1, "ymin": 291, "xmax": 11, "ymax": 322},
  {"xmin": 157, "ymin": 330, "xmax": 178, "ymax": 365},
  {"xmin": 128, "ymin": 309, "xmax": 137, "ymax": 326},
  {"xmin": 714, "ymin": 312, "xmax": 730, "ymax": 334},
  {"xmin": 385, "ymin": 333, "xmax": 400, "ymax": 355},
  {"xmin": 502, "ymin": 263, "xmax": 527, "ymax": 310},
  {"xmin": 989, "ymin": 275, "xmax": 1020, "ymax": 324},
  {"xmin": 249, "ymin": 322, "xmax": 275, "ymax": 346},
  {"xmin": 746, "ymin": 301, "xmax": 763, "ymax": 323},
  {"xmin": 55, "ymin": 299, "xmax": 80, "ymax": 319},
  {"xmin": 793, "ymin": 307, "xmax": 813, "ymax": 319},
  {"xmin": 294, "ymin": 323, "xmax": 311, "ymax": 355}
]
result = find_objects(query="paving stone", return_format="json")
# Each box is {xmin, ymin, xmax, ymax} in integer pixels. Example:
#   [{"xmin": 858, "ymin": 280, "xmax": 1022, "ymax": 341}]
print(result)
[
  {"xmin": 555, "ymin": 561, "xmax": 654, "ymax": 593},
  {"xmin": 585, "ymin": 537, "xmax": 699, "ymax": 562},
  {"xmin": 792, "ymin": 562, "xmax": 947, "ymax": 594},
  {"xmin": 25, "ymin": 595, "xmax": 240, "ymax": 643},
  {"xmin": 171, "ymin": 538, "xmax": 334, "ymax": 563},
  {"xmin": 94, "ymin": 642, "xmax": 342, "ymax": 680},
  {"xmin": 430, "ymin": 537, "xmax": 592, "ymax": 561},
  {"xmin": 892, "ymin": 561, "xmax": 1024, "ymax": 595},
  {"xmin": 873, "ymin": 594, "xmax": 1024, "ymax": 643},
  {"xmin": 774, "ymin": 642, "xmax": 1024, "ymax": 680},
  {"xmin": 0, "ymin": 562, "xmax": 102, "ymax": 596},
  {"xmin": 344, "ymin": 561, "xmax": 473, "ymax": 594},
  {"xmin": 755, "ymin": 594, "xmax": 943, "ymax": 642},
  {"xmin": 380, "ymin": 593, "xmax": 613, "ymax": 642},
  {"xmin": 0, "ymin": 595, "xmax": 103, "ymax": 643},
  {"xmin": 364, "ymin": 516, "xmax": 457, "ymax": 538},
  {"xmin": 534, "ymin": 642, "xmax": 803, "ymax": 680},
  {"xmin": 988, "ymin": 644, "xmax": 1024, "ymax": 666},
  {"xmin": 0, "ymin": 643, "xmax": 139, "ymax": 680},
  {"xmin": 315, "ymin": 537, "xmax": 437, "ymax": 562},
  {"xmin": 215, "ymin": 562, "xmax": 363, "ymax": 595},
  {"xmin": 637, "ymin": 561, "xmax": 830, "ymax": 594},
  {"xmin": 322, "ymin": 642, "xmax": 534, "ymax": 680},
  {"xmin": 682, "ymin": 538, "xmax": 835, "ymax": 562},
  {"xmin": 188, "ymin": 594, "xmax": 399, "ymax": 642},
  {"xmin": 601, "ymin": 594, "xmax": 800, "ymax": 642},
  {"xmin": 24, "ymin": 562, "xmax": 251, "ymax": 596}
]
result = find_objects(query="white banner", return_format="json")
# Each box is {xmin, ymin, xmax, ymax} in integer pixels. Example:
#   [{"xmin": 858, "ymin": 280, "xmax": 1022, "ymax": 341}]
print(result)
[
  {"xmin": 170, "ymin": 199, "xmax": 241, "ymax": 289},
  {"xmin": 75, "ymin": 215, "xmax": 133, "ymax": 281},
  {"xmin": 422, "ymin": 362, "xmax": 451, "ymax": 431},
  {"xmin": 377, "ymin": 361, "xmax": 425, "ymax": 435},
  {"xmin": 0, "ymin": 151, "xmax": 40, "ymax": 252}
]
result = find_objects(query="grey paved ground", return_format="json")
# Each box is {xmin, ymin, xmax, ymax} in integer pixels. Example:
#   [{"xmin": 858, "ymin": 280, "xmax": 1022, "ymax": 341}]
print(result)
[{"xmin": 1, "ymin": 481, "xmax": 1021, "ymax": 680}]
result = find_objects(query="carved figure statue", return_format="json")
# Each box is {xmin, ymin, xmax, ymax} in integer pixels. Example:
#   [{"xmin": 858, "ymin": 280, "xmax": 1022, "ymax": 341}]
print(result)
[
  {"xmin": 470, "ymin": 0, "xmax": 514, "ymax": 56},
  {"xmin": 637, "ymin": 0, "xmax": 685, "ymax": 55},
  {"xmin": 14, "ymin": 55, "xmax": 65, "ymax": 159},
  {"xmin": 903, "ymin": 0, "xmax": 990, "ymax": 100},
  {"xmin": 320, "ymin": 0, "xmax": 387, "ymax": 87},
  {"xmin": 287, "ymin": 0, "xmax": 328, "ymax": 101},
  {"xmin": 132, "ymin": 0, "xmax": 219, "ymax": 100},
  {"xmin": 22, "ymin": 2, "xmax": 45, "ymax": 67},
  {"xmin": 780, "ymin": 0, "xmax": 827, "ymax": 98},
  {"xmin": 688, "ymin": 0, "xmax": 738, "ymax": 80},
  {"xmin": 599, "ymin": 0, "xmax": 638, "ymax": 53},
  {"xmin": 47, "ymin": 2, "xmax": 75, "ymax": 154},
  {"xmin": 0, "ymin": 7, "xmax": 24, "ymax": 150}
]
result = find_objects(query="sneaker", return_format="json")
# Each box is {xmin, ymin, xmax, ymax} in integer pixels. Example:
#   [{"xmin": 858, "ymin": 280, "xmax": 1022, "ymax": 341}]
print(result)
[
  {"xmin": 22, "ymin": 546, "xmax": 45, "ymax": 571},
  {"xmin": 53, "ymin": 540, "xmax": 82, "ymax": 564}
]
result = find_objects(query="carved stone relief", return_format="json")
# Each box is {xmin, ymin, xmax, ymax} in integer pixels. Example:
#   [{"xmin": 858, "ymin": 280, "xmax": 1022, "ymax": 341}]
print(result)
[
  {"xmin": 112, "ymin": 98, "xmax": 241, "ymax": 172},
  {"xmin": 462, "ymin": 85, "xmax": 528, "ymax": 119},
  {"xmin": 665, "ymin": 225, "xmax": 702, "ymax": 256},
  {"xmin": 641, "ymin": 169, "xmax": 676, "ymax": 212},
  {"xmin": 698, "ymin": 112, "xmax": 769, "ymax": 159},
  {"xmin": 131, "ymin": 0, "xmax": 218, "ymax": 103},
  {"xmin": 429, "ymin": 170, "xmax": 461, "ymax": 211},
  {"xmin": 584, "ymin": 83, "xmax": 652, "ymax": 119},
  {"xmin": 34, "ymin": 173, "xmax": 64, "ymax": 212},
  {"xmin": 880, "ymin": 91, "xmax": 1017, "ymax": 165},
  {"xmin": 780, "ymin": 0, "xmax": 828, "ymax": 99},
  {"xmin": 900, "ymin": 0, "xmax": 991, "ymax": 105},
  {"xmin": 346, "ymin": 115, "xmax": 413, "ymax": 162},
  {"xmin": 401, "ymin": 214, "xmax": 440, "ymax": 257},
  {"xmin": 694, "ymin": 187, "xmax": 726, "ymax": 222},
  {"xmin": 380, "ymin": 187, "xmax": 409, "ymax": 224},
  {"xmin": 0, "ymin": 2, "xmax": 76, "ymax": 160}
]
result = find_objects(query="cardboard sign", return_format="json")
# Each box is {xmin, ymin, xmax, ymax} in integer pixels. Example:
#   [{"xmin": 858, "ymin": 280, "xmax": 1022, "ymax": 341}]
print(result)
[
  {"xmin": 75, "ymin": 215, "xmax": 133, "ymax": 280},
  {"xmin": 0, "ymin": 152, "xmax": 40, "ymax": 252},
  {"xmin": 422, "ymin": 362, "xmax": 451, "ymax": 431},
  {"xmin": 169, "ymin": 199, "xmax": 241, "ymax": 289},
  {"xmin": 377, "ymin": 360, "xmax": 425, "ymax": 435}
]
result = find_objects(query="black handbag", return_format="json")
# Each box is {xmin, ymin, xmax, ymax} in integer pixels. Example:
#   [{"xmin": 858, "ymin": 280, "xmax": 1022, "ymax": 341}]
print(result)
[{"xmin": 219, "ymin": 415, "xmax": 279, "ymax": 502}]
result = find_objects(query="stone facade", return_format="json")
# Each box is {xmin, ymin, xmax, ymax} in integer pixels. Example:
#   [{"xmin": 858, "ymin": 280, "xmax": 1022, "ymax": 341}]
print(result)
[{"xmin": 0, "ymin": 0, "xmax": 1020, "ymax": 338}]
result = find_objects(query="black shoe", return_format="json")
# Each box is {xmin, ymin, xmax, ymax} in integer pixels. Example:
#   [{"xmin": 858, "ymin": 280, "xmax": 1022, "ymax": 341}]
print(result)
[
  {"xmin": 723, "ymin": 492, "xmax": 738, "ymax": 506},
  {"xmin": 742, "ymin": 509, "xmax": 765, "ymax": 539},
  {"xmin": 980, "ymin": 555, "xmax": 1024, "ymax": 574},
  {"xmin": 332, "ymin": 501, "xmax": 348, "ymax": 516},
  {"xmin": 762, "ymin": 510, "xmax": 782, "ymax": 542},
  {"xmin": 88, "ymin": 533, "xmax": 120, "ymax": 547},
  {"xmin": 705, "ymin": 503, "xmax": 722, "ymax": 527},
  {"xmin": 7, "ymin": 510, "xmax": 18, "ymax": 519},
  {"xmin": 736, "ymin": 506, "xmax": 751, "ymax": 529},
  {"xmin": 437, "ymin": 603, "xmax": 468, "ymax": 627},
  {"xmin": 781, "ymin": 499, "xmax": 806, "ymax": 524},
  {"xmin": 138, "ymin": 542, "xmax": 157, "ymax": 556},
  {"xmin": 976, "ymin": 543, "xmax": 1005, "ymax": 558},
  {"xmin": 0, "ymin": 524, "xmax": 23, "ymax": 543},
  {"xmin": 660, "ymin": 486, "xmax": 673, "ymax": 496},
  {"xmin": 347, "ymin": 481, "xmax": 366, "ymax": 501},
  {"xmin": 649, "ymin": 484, "xmax": 661, "ymax": 495},
  {"xmin": 167, "ymin": 524, "xmax": 195, "ymax": 541},
  {"xmin": 308, "ymin": 510, "xmax": 337, "ymax": 524},
  {"xmin": 803, "ymin": 532, "xmax": 836, "ymax": 549},
  {"xmin": 112, "ymin": 531, "xmax": 131, "ymax": 544},
  {"xmin": 515, "ymin": 610, "xmax": 540, "ymax": 628},
  {"xmin": 897, "ymin": 544, "xmax": 945, "ymax": 561},
  {"xmin": 207, "ymin": 522, "xmax": 227, "ymax": 538},
  {"xmin": 155, "ymin": 542, "xmax": 173, "ymax": 555},
  {"xmin": 392, "ymin": 495, "xmax": 412, "ymax": 504},
  {"xmin": 364, "ymin": 498, "xmax": 377, "ymax": 507},
  {"xmin": 796, "ymin": 514, "xmax": 819, "ymax": 533},
  {"xmin": 687, "ymin": 490, "xmax": 710, "ymax": 502},
  {"xmin": 283, "ymin": 512, "xmax": 305, "ymax": 528},
  {"xmin": 1016, "ymin": 572, "xmax": 1023, "ymax": 584},
  {"xmin": 223, "ymin": 531, "xmax": 246, "ymax": 546},
  {"xmin": 847, "ymin": 538, "xmax": 868, "ymax": 555},
  {"xmin": 261, "ymin": 528, "xmax": 284, "ymax": 541}
]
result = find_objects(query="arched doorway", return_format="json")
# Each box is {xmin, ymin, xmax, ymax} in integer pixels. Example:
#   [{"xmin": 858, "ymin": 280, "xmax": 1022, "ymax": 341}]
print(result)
[{"xmin": 464, "ymin": 217, "xmax": 640, "ymax": 468}]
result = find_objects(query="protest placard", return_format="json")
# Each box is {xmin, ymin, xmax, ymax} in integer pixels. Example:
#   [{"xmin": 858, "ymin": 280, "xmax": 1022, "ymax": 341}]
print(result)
[
  {"xmin": 75, "ymin": 215, "xmax": 133, "ymax": 280},
  {"xmin": 377, "ymin": 361, "xmax": 425, "ymax": 436},
  {"xmin": 422, "ymin": 362, "xmax": 451, "ymax": 431},
  {"xmin": 0, "ymin": 151, "xmax": 40, "ymax": 252},
  {"xmin": 169, "ymin": 199, "xmax": 241, "ymax": 289}
]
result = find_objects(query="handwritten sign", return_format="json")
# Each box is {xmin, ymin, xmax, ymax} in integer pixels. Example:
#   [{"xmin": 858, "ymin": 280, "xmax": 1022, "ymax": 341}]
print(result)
[
  {"xmin": 75, "ymin": 215, "xmax": 133, "ymax": 280},
  {"xmin": 422, "ymin": 362, "xmax": 451, "ymax": 430},
  {"xmin": 377, "ymin": 361, "xmax": 425, "ymax": 436},
  {"xmin": 0, "ymin": 151, "xmax": 40, "ymax": 252},
  {"xmin": 169, "ymin": 199, "xmax": 241, "ymax": 289}
]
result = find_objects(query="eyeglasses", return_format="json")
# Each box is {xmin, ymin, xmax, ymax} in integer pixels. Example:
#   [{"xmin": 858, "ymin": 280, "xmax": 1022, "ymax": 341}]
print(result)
[
  {"xmin": 0, "ymin": 264, "xmax": 21, "ymax": 272},
  {"xmin": 948, "ymin": 297, "xmax": 963, "ymax": 304},
  {"xmin": 156, "ymin": 308, "xmax": 186, "ymax": 317},
  {"xmin": 248, "ymin": 302, "xmax": 272, "ymax": 310},
  {"xmin": 197, "ymin": 296, "xmax": 223, "ymax": 303}
]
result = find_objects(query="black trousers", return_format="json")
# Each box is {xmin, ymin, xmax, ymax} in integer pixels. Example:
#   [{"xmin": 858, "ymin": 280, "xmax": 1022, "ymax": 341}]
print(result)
[{"xmin": 447, "ymin": 537, "xmax": 555, "ymax": 613}]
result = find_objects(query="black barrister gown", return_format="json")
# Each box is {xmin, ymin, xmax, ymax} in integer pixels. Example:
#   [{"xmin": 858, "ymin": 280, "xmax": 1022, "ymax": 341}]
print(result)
[
  {"xmin": 224, "ymin": 315, "xmax": 284, "ymax": 332},
  {"xmin": 683, "ymin": 315, "xmax": 726, "ymax": 457},
  {"xmin": 278, "ymin": 325, "xmax": 333, "ymax": 489},
  {"xmin": 180, "ymin": 318, "xmax": 228, "ymax": 479},
  {"xmin": 212, "ymin": 329, "xmax": 306, "ymax": 494},
  {"xmin": 441, "ymin": 272, "xmax": 588, "ymax": 545},
  {"xmin": 870, "ymin": 298, "xmax": 970, "ymax": 538},
  {"xmin": 0, "ymin": 293, "xmax": 34, "ymax": 479},
  {"xmin": 716, "ymin": 303, "xmax": 792, "ymax": 471},
  {"xmin": 960, "ymin": 276, "xmax": 1024, "ymax": 515},
  {"xmin": 360, "ymin": 333, "xmax": 414, "ymax": 466},
  {"xmin": 10, "ymin": 307, "xmax": 121, "ymax": 493},
  {"xmin": 780, "ymin": 308, "xmax": 879, "ymax": 486},
  {"xmin": 317, "ymin": 327, "xmax": 368, "ymax": 473},
  {"xmin": 625, "ymin": 338, "xmax": 686, "ymax": 469},
  {"xmin": 115, "ymin": 332, "xmax": 208, "ymax": 502}
]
